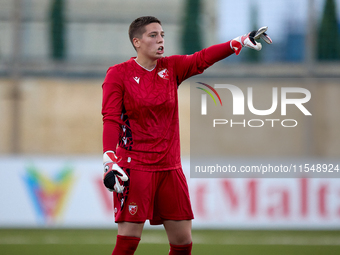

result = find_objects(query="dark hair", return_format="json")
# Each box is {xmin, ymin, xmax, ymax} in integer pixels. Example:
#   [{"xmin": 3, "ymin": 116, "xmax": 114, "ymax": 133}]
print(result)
[{"xmin": 128, "ymin": 16, "xmax": 162, "ymax": 50}]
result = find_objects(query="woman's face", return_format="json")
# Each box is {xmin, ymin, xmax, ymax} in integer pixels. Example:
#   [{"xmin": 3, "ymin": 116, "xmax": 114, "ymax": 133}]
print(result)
[{"xmin": 134, "ymin": 22, "xmax": 165, "ymax": 61}]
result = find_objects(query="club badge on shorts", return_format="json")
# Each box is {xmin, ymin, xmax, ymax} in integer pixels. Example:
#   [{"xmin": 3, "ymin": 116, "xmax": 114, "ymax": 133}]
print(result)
[{"xmin": 129, "ymin": 202, "xmax": 138, "ymax": 215}]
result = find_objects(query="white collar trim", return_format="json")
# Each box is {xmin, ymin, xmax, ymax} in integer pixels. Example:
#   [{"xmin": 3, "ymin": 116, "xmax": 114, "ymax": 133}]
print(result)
[{"xmin": 134, "ymin": 59, "xmax": 156, "ymax": 72}]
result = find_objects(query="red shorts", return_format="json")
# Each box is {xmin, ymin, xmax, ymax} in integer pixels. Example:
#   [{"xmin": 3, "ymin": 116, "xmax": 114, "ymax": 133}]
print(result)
[{"xmin": 113, "ymin": 168, "xmax": 194, "ymax": 225}]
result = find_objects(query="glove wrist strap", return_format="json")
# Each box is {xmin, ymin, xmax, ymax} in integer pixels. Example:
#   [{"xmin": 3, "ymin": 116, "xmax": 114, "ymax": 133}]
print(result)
[{"xmin": 103, "ymin": 150, "xmax": 121, "ymax": 164}]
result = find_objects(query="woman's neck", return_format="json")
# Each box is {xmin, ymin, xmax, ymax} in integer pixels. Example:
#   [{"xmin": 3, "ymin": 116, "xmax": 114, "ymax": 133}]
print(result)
[{"xmin": 135, "ymin": 56, "xmax": 157, "ymax": 71}]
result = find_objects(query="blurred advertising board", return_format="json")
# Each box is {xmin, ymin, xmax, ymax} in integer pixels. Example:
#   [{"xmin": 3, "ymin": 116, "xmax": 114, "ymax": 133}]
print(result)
[{"xmin": 0, "ymin": 156, "xmax": 339, "ymax": 229}]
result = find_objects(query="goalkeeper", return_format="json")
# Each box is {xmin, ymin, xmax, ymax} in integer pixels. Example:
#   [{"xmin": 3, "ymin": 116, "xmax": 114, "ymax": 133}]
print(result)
[{"xmin": 102, "ymin": 16, "xmax": 272, "ymax": 255}]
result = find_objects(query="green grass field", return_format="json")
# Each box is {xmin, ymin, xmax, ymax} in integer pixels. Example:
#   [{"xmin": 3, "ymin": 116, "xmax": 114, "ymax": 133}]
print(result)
[{"xmin": 1, "ymin": 229, "xmax": 340, "ymax": 255}]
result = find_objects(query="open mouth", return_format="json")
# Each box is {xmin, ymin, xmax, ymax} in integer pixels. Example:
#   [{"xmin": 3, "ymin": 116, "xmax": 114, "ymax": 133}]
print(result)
[{"xmin": 158, "ymin": 46, "xmax": 164, "ymax": 51}]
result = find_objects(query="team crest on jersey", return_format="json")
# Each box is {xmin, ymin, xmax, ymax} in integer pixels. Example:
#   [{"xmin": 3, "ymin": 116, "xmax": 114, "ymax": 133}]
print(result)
[
  {"xmin": 129, "ymin": 202, "xmax": 138, "ymax": 215},
  {"xmin": 157, "ymin": 68, "xmax": 169, "ymax": 80}
]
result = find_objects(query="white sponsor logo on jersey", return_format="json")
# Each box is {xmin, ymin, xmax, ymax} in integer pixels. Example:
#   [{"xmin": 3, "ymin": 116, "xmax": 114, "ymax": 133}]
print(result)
[{"xmin": 133, "ymin": 77, "xmax": 140, "ymax": 84}]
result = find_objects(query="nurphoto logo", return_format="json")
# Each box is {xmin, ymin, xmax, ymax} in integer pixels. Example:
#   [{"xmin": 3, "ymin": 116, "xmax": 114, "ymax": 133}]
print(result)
[{"xmin": 196, "ymin": 82, "xmax": 312, "ymax": 128}]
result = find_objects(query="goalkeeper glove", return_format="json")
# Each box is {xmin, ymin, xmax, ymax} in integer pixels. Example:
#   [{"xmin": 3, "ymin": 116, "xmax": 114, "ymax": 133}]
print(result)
[
  {"xmin": 230, "ymin": 26, "xmax": 272, "ymax": 55},
  {"xmin": 103, "ymin": 151, "xmax": 129, "ymax": 193}
]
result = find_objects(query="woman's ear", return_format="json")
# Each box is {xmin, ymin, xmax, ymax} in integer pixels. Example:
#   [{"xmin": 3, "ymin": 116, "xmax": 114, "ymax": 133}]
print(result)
[{"xmin": 133, "ymin": 37, "xmax": 140, "ymax": 49}]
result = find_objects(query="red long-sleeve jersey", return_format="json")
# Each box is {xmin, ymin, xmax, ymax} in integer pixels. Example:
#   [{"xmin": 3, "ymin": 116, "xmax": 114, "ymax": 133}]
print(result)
[{"xmin": 102, "ymin": 41, "xmax": 234, "ymax": 171}]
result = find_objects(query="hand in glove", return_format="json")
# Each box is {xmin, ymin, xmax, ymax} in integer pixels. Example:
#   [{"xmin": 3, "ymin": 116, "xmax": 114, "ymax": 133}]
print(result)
[
  {"xmin": 230, "ymin": 26, "xmax": 272, "ymax": 55},
  {"xmin": 103, "ymin": 151, "xmax": 129, "ymax": 193}
]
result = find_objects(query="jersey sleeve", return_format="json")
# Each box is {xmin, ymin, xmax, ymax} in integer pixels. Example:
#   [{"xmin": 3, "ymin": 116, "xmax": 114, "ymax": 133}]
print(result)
[
  {"xmin": 102, "ymin": 66, "xmax": 124, "ymax": 153},
  {"xmin": 173, "ymin": 41, "xmax": 234, "ymax": 84}
]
